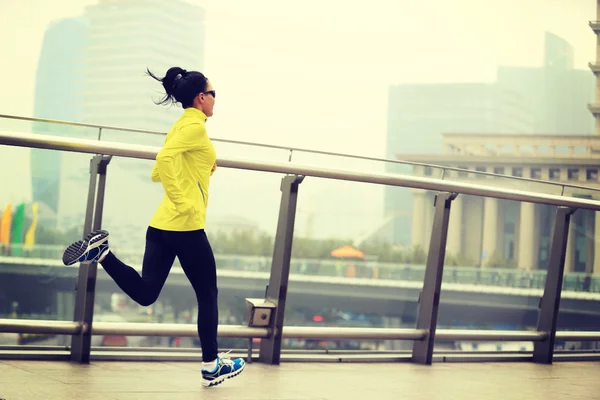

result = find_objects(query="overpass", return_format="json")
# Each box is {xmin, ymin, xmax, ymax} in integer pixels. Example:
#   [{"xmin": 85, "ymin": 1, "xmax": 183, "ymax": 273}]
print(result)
[{"xmin": 3, "ymin": 255, "xmax": 600, "ymax": 329}]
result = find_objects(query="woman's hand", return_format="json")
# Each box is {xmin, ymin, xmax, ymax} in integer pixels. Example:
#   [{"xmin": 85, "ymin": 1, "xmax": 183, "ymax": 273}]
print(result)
[{"xmin": 175, "ymin": 200, "xmax": 196, "ymax": 216}]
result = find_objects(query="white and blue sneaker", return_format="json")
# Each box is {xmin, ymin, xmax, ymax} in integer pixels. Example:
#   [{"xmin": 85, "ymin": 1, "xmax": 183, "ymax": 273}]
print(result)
[
  {"xmin": 201, "ymin": 351, "xmax": 246, "ymax": 388},
  {"xmin": 62, "ymin": 230, "xmax": 110, "ymax": 266}
]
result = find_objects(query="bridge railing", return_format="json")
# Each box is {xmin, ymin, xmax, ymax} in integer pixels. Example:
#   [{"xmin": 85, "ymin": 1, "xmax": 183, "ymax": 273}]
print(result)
[
  {"xmin": 3, "ymin": 249, "xmax": 600, "ymax": 293},
  {"xmin": 2, "ymin": 129, "xmax": 600, "ymax": 365},
  {"xmin": 3, "ymin": 113, "xmax": 599, "ymax": 195}
]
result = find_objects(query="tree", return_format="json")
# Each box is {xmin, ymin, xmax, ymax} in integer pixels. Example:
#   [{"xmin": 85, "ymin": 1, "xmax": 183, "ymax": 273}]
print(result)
[
  {"xmin": 445, "ymin": 252, "xmax": 477, "ymax": 267},
  {"xmin": 408, "ymin": 245, "xmax": 427, "ymax": 264},
  {"xmin": 486, "ymin": 251, "xmax": 516, "ymax": 269}
]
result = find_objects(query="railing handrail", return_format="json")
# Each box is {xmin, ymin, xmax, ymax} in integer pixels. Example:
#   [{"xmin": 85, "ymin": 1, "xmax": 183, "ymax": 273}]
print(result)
[
  {"xmin": 2, "ymin": 130, "xmax": 600, "ymax": 211},
  {"xmin": 1, "ymin": 113, "xmax": 598, "ymax": 194},
  {"xmin": 3, "ymin": 318, "xmax": 600, "ymax": 343}
]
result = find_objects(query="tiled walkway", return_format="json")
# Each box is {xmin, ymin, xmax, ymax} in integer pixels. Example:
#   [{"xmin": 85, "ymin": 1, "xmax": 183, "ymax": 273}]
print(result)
[{"xmin": 1, "ymin": 360, "xmax": 599, "ymax": 399}]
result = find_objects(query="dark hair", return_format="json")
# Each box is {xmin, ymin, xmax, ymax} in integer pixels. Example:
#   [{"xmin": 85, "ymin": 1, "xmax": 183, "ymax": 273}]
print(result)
[{"xmin": 146, "ymin": 66, "xmax": 208, "ymax": 108}]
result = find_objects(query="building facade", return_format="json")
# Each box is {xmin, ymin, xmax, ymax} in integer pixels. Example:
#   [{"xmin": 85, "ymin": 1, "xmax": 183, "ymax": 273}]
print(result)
[
  {"xmin": 81, "ymin": 0, "xmax": 206, "ymax": 131},
  {"xmin": 384, "ymin": 83, "xmax": 534, "ymax": 245},
  {"xmin": 25, "ymin": 0, "xmax": 207, "ymax": 249},
  {"xmin": 385, "ymin": 31, "xmax": 596, "ymax": 247},
  {"xmin": 404, "ymin": 133, "xmax": 600, "ymax": 274},
  {"xmin": 30, "ymin": 17, "xmax": 87, "ymax": 228}
]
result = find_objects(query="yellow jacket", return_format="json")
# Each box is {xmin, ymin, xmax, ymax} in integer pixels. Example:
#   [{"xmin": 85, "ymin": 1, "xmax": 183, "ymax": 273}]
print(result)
[{"xmin": 149, "ymin": 108, "xmax": 217, "ymax": 231}]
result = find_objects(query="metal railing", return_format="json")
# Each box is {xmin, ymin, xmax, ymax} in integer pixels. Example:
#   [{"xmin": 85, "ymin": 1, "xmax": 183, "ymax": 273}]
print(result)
[
  {"xmin": 3, "ymin": 130, "xmax": 600, "ymax": 209},
  {"xmin": 1, "ymin": 130, "xmax": 600, "ymax": 366},
  {"xmin": 3, "ymin": 251, "xmax": 600, "ymax": 293},
  {"xmin": 2, "ymin": 113, "xmax": 599, "ymax": 195},
  {"xmin": 2, "ymin": 317, "xmax": 600, "ymax": 344}
]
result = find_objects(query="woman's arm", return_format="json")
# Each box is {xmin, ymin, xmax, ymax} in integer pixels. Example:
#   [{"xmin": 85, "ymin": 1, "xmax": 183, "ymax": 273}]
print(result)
[
  {"xmin": 151, "ymin": 162, "xmax": 161, "ymax": 182},
  {"xmin": 155, "ymin": 123, "xmax": 205, "ymax": 214}
]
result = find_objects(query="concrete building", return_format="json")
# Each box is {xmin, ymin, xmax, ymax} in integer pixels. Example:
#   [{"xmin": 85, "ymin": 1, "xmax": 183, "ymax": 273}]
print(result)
[
  {"xmin": 403, "ymin": 133, "xmax": 600, "ymax": 273},
  {"xmin": 50, "ymin": 0, "xmax": 206, "ymax": 249},
  {"xmin": 589, "ymin": 3, "xmax": 600, "ymax": 135},
  {"xmin": 497, "ymin": 32, "xmax": 594, "ymax": 135},
  {"xmin": 29, "ymin": 17, "xmax": 87, "ymax": 228},
  {"xmin": 384, "ymin": 83, "xmax": 534, "ymax": 245},
  {"xmin": 385, "ymin": 30, "xmax": 596, "ymax": 248},
  {"xmin": 398, "ymin": 2, "xmax": 600, "ymax": 273},
  {"xmin": 81, "ymin": 0, "xmax": 206, "ymax": 131}
]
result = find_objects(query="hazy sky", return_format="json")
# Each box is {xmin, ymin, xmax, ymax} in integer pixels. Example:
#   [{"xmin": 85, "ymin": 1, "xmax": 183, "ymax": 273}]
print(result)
[
  {"xmin": 0, "ymin": 0, "xmax": 597, "ymax": 240},
  {"xmin": 1, "ymin": 0, "xmax": 596, "ymax": 156}
]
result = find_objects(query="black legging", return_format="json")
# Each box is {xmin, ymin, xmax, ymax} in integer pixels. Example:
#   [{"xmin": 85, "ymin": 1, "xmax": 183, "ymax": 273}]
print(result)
[{"xmin": 100, "ymin": 226, "xmax": 218, "ymax": 362}]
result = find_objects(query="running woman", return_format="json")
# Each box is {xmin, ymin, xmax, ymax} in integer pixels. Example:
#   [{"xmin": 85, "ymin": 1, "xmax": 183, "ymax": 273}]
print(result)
[{"xmin": 62, "ymin": 66, "xmax": 245, "ymax": 388}]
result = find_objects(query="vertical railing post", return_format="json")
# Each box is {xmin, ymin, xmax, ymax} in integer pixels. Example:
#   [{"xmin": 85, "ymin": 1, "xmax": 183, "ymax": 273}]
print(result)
[
  {"xmin": 533, "ymin": 206, "xmax": 576, "ymax": 364},
  {"xmin": 259, "ymin": 174, "xmax": 304, "ymax": 364},
  {"xmin": 412, "ymin": 191, "xmax": 457, "ymax": 365},
  {"xmin": 70, "ymin": 155, "xmax": 111, "ymax": 363}
]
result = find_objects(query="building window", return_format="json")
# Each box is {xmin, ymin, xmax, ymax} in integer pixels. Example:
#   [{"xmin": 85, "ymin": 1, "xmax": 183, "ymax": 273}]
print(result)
[
  {"xmin": 512, "ymin": 168, "xmax": 523, "ymax": 177},
  {"xmin": 493, "ymin": 167, "xmax": 505, "ymax": 175},
  {"xmin": 424, "ymin": 167, "xmax": 433, "ymax": 176},
  {"xmin": 530, "ymin": 168, "xmax": 542, "ymax": 179},
  {"xmin": 457, "ymin": 166, "xmax": 468, "ymax": 177},
  {"xmin": 568, "ymin": 168, "xmax": 580, "ymax": 180},
  {"xmin": 475, "ymin": 166, "xmax": 486, "ymax": 178},
  {"xmin": 549, "ymin": 168, "xmax": 560, "ymax": 180},
  {"xmin": 587, "ymin": 169, "xmax": 598, "ymax": 182}
]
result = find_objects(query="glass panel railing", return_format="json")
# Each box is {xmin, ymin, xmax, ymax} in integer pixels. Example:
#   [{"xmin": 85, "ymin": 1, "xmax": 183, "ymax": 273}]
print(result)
[
  {"xmin": 436, "ymin": 166, "xmax": 565, "ymax": 196},
  {"xmin": 5, "ymin": 115, "xmax": 600, "ymax": 210},
  {"xmin": 98, "ymin": 128, "xmax": 165, "ymax": 148},
  {"xmin": 214, "ymin": 141, "xmax": 297, "ymax": 165},
  {"xmin": 437, "ymin": 195, "xmax": 552, "ymax": 352},
  {"xmin": 285, "ymin": 178, "xmax": 423, "ymax": 352},
  {"xmin": 0, "ymin": 117, "xmax": 100, "ymax": 141},
  {"xmin": 290, "ymin": 149, "xmax": 385, "ymax": 173},
  {"xmin": 0, "ymin": 145, "xmax": 90, "ymax": 346},
  {"xmin": 557, "ymin": 210, "xmax": 600, "ymax": 353},
  {"xmin": 94, "ymin": 157, "xmax": 285, "ymax": 349},
  {"xmin": 100, "ymin": 125, "xmax": 304, "ymax": 165}
]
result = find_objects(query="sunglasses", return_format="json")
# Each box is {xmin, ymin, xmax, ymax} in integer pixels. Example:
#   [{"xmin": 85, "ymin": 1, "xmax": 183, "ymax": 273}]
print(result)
[{"xmin": 202, "ymin": 90, "xmax": 216, "ymax": 98}]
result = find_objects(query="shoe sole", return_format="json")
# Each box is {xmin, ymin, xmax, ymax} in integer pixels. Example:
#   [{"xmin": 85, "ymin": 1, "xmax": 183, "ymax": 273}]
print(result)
[
  {"xmin": 202, "ymin": 362, "xmax": 245, "ymax": 388},
  {"xmin": 62, "ymin": 230, "xmax": 109, "ymax": 266}
]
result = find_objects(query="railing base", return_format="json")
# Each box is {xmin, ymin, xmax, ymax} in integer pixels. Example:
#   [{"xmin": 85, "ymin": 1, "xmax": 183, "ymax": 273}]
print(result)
[{"xmin": 2, "ymin": 348, "xmax": 600, "ymax": 363}]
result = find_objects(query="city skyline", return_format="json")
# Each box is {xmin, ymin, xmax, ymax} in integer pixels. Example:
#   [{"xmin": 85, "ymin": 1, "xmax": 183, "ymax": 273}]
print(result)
[
  {"xmin": 0, "ymin": 0, "xmax": 598, "ymax": 244},
  {"xmin": 383, "ymin": 31, "xmax": 596, "ymax": 246}
]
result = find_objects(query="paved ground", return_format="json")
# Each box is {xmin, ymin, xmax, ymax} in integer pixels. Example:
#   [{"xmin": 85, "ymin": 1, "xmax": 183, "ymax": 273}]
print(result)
[{"xmin": 1, "ymin": 360, "xmax": 600, "ymax": 400}]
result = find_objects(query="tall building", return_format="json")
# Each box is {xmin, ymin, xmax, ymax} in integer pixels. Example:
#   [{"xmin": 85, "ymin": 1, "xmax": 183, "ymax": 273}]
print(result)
[
  {"xmin": 30, "ymin": 17, "xmax": 87, "ymax": 228},
  {"xmin": 393, "ymin": 14, "xmax": 600, "ymax": 273},
  {"xmin": 386, "ymin": 83, "xmax": 534, "ymax": 160},
  {"xmin": 384, "ymin": 32, "xmax": 595, "ymax": 246},
  {"xmin": 402, "ymin": 133, "xmax": 600, "ymax": 273},
  {"xmin": 497, "ymin": 32, "xmax": 594, "ymax": 135},
  {"xmin": 81, "ymin": 0, "xmax": 206, "ymax": 131},
  {"xmin": 587, "ymin": 2, "xmax": 600, "ymax": 134},
  {"xmin": 27, "ymin": 0, "xmax": 208, "ymax": 249},
  {"xmin": 384, "ymin": 83, "xmax": 534, "ymax": 245}
]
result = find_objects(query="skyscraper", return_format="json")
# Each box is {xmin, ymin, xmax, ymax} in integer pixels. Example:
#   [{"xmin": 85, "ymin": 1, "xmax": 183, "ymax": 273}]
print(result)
[
  {"xmin": 30, "ymin": 17, "xmax": 87, "ymax": 228},
  {"xmin": 384, "ymin": 83, "xmax": 534, "ymax": 245},
  {"xmin": 384, "ymin": 32, "xmax": 593, "ymax": 246},
  {"xmin": 497, "ymin": 32, "xmax": 594, "ymax": 135},
  {"xmin": 48, "ymin": 0, "xmax": 207, "ymax": 248},
  {"xmin": 81, "ymin": 0, "xmax": 206, "ymax": 131}
]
